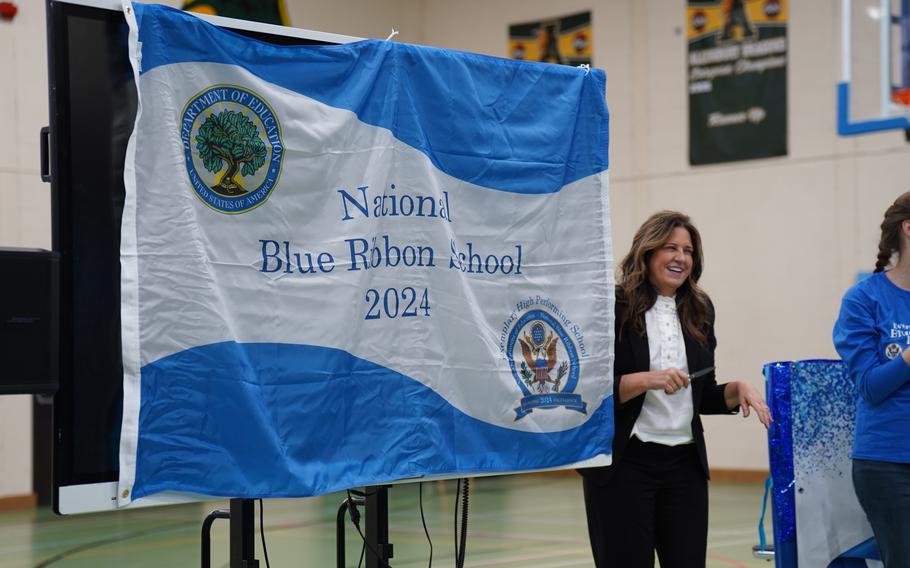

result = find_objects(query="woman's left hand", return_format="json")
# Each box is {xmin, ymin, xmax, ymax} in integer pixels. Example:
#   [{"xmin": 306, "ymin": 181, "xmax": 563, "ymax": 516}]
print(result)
[{"xmin": 732, "ymin": 381, "xmax": 772, "ymax": 428}]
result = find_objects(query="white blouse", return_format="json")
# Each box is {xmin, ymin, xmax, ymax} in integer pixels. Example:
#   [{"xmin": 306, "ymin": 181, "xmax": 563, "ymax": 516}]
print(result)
[{"xmin": 630, "ymin": 295, "xmax": 695, "ymax": 446}]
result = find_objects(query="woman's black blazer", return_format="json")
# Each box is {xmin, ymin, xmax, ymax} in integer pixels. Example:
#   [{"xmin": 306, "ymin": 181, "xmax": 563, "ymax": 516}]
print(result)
[{"xmin": 580, "ymin": 293, "xmax": 736, "ymax": 487}]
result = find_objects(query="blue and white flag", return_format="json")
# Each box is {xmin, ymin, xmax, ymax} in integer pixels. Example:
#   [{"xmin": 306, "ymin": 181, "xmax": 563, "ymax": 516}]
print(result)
[{"xmin": 118, "ymin": 2, "xmax": 614, "ymax": 505}]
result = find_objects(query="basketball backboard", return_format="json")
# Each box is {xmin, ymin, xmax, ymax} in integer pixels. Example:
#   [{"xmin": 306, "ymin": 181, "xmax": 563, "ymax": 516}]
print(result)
[{"xmin": 838, "ymin": 0, "xmax": 910, "ymax": 135}]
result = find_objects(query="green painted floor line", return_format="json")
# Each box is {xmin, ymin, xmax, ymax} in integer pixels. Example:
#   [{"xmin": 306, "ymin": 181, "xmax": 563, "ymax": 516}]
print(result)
[{"xmin": 0, "ymin": 475, "xmax": 773, "ymax": 567}]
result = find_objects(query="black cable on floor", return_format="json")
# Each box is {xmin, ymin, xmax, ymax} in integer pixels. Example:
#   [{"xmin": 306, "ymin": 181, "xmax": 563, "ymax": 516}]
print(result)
[
  {"xmin": 259, "ymin": 498, "xmax": 271, "ymax": 568},
  {"xmin": 453, "ymin": 478, "xmax": 469, "ymax": 568},
  {"xmin": 453, "ymin": 479, "xmax": 460, "ymax": 565},
  {"xmin": 419, "ymin": 482, "xmax": 433, "ymax": 568},
  {"xmin": 460, "ymin": 479, "xmax": 470, "ymax": 566},
  {"xmin": 345, "ymin": 490, "xmax": 367, "ymax": 568}
]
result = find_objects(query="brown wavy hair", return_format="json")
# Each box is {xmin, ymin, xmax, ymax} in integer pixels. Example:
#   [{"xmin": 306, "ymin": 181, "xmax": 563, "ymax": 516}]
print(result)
[
  {"xmin": 874, "ymin": 192, "xmax": 910, "ymax": 272},
  {"xmin": 617, "ymin": 210, "xmax": 711, "ymax": 345}
]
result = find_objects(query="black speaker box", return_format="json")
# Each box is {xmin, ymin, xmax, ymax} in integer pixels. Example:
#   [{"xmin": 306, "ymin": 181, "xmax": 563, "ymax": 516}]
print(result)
[{"xmin": 0, "ymin": 248, "xmax": 59, "ymax": 395}]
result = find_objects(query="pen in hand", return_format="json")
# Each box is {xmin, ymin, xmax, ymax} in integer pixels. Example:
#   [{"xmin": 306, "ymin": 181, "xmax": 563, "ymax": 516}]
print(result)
[{"xmin": 688, "ymin": 366, "xmax": 715, "ymax": 380}]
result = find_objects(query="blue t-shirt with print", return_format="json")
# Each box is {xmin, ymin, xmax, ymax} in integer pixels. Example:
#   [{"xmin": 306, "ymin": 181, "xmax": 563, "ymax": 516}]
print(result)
[{"xmin": 833, "ymin": 271, "xmax": 910, "ymax": 463}]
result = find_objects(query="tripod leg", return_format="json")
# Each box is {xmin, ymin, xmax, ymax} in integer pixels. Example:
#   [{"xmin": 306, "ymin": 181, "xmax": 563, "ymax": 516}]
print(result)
[{"xmin": 365, "ymin": 486, "xmax": 393, "ymax": 567}]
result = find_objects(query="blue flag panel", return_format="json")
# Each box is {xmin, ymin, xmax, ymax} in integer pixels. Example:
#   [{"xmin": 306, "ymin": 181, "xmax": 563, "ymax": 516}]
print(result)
[{"xmin": 118, "ymin": 2, "xmax": 614, "ymax": 505}]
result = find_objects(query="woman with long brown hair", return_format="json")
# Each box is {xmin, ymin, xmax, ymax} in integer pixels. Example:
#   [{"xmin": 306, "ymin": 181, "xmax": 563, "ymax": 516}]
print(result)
[
  {"xmin": 580, "ymin": 210, "xmax": 771, "ymax": 568},
  {"xmin": 833, "ymin": 192, "xmax": 910, "ymax": 568}
]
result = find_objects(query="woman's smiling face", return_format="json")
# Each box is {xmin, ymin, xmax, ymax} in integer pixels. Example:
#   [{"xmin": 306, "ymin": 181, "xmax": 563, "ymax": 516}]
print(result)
[{"xmin": 647, "ymin": 226, "xmax": 693, "ymax": 297}]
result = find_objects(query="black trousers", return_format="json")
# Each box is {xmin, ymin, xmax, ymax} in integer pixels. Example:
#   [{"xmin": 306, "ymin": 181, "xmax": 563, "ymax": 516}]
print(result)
[{"xmin": 582, "ymin": 437, "xmax": 709, "ymax": 568}]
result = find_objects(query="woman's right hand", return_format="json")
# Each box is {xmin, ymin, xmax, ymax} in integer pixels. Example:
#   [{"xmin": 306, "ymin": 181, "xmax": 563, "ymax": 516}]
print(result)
[
  {"xmin": 648, "ymin": 368, "xmax": 690, "ymax": 395},
  {"xmin": 618, "ymin": 368, "xmax": 691, "ymax": 403}
]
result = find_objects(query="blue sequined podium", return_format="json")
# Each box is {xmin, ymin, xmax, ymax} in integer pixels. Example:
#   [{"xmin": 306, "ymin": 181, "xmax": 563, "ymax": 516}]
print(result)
[{"xmin": 763, "ymin": 360, "xmax": 880, "ymax": 568}]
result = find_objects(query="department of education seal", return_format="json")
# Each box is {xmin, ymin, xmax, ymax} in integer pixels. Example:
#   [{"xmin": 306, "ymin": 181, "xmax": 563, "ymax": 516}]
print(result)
[
  {"xmin": 505, "ymin": 307, "xmax": 586, "ymax": 420},
  {"xmin": 181, "ymin": 85, "xmax": 284, "ymax": 214}
]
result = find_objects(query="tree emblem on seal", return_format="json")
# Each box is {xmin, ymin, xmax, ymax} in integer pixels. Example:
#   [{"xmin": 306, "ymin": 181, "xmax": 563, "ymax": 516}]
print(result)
[
  {"xmin": 181, "ymin": 85, "xmax": 283, "ymax": 214},
  {"xmin": 195, "ymin": 110, "xmax": 267, "ymax": 197}
]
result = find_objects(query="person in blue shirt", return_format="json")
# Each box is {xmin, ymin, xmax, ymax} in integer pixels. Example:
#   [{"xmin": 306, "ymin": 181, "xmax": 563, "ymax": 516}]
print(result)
[{"xmin": 834, "ymin": 191, "xmax": 910, "ymax": 568}]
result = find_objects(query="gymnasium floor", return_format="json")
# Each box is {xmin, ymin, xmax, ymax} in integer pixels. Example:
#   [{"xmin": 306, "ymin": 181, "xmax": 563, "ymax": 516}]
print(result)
[{"xmin": 0, "ymin": 474, "xmax": 773, "ymax": 568}]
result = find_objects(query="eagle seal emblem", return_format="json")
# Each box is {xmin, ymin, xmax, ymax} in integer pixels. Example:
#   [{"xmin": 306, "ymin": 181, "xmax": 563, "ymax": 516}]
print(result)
[
  {"xmin": 519, "ymin": 321, "xmax": 569, "ymax": 393},
  {"xmin": 885, "ymin": 342, "xmax": 903, "ymax": 359},
  {"xmin": 506, "ymin": 308, "xmax": 585, "ymax": 420}
]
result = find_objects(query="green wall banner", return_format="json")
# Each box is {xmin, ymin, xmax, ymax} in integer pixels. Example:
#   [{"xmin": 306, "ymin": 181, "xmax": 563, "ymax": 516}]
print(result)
[{"xmin": 688, "ymin": 0, "xmax": 787, "ymax": 165}]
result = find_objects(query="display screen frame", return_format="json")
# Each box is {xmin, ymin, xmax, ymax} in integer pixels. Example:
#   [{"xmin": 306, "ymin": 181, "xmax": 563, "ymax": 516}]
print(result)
[{"xmin": 47, "ymin": 0, "xmax": 610, "ymax": 515}]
